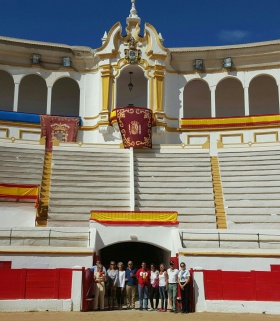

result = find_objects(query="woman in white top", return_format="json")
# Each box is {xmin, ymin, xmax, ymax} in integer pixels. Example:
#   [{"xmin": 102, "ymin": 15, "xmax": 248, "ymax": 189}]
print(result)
[
  {"xmin": 158, "ymin": 263, "xmax": 168, "ymax": 312},
  {"xmin": 116, "ymin": 262, "xmax": 126, "ymax": 310},
  {"xmin": 106, "ymin": 261, "xmax": 118, "ymax": 309},
  {"xmin": 178, "ymin": 262, "xmax": 190, "ymax": 313},
  {"xmin": 149, "ymin": 263, "xmax": 159, "ymax": 310}
]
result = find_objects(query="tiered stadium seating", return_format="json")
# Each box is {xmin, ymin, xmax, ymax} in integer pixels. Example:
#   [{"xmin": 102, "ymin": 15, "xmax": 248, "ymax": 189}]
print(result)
[
  {"xmin": 133, "ymin": 149, "xmax": 216, "ymax": 229},
  {"xmin": 48, "ymin": 147, "xmax": 131, "ymax": 226},
  {"xmin": 218, "ymin": 148, "xmax": 280, "ymax": 230},
  {"xmin": 0, "ymin": 143, "xmax": 45, "ymax": 185}
]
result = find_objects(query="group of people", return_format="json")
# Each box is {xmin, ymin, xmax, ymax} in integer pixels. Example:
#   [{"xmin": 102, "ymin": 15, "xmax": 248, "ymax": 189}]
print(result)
[{"xmin": 90, "ymin": 259, "xmax": 190, "ymax": 313}]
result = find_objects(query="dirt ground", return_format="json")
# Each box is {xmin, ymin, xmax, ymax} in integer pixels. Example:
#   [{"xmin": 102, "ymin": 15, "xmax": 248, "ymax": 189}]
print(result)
[{"xmin": 0, "ymin": 311, "xmax": 280, "ymax": 321}]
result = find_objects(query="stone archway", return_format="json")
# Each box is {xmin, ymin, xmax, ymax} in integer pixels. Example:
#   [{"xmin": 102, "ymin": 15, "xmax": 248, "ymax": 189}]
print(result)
[{"xmin": 99, "ymin": 241, "xmax": 170, "ymax": 270}]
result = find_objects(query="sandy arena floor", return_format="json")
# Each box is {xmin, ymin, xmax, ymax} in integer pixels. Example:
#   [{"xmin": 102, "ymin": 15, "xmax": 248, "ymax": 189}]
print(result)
[{"xmin": 0, "ymin": 311, "xmax": 280, "ymax": 321}]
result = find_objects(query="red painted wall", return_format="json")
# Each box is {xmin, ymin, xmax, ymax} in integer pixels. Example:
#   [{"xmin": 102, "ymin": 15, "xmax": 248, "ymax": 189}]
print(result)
[
  {"xmin": 0, "ymin": 261, "xmax": 12, "ymax": 269},
  {"xmin": 204, "ymin": 270, "xmax": 280, "ymax": 301},
  {"xmin": 0, "ymin": 268, "xmax": 72, "ymax": 300},
  {"xmin": 271, "ymin": 265, "xmax": 280, "ymax": 272}
]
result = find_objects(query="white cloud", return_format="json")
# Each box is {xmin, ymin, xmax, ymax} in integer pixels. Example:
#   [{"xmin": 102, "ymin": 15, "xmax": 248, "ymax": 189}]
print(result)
[{"xmin": 218, "ymin": 30, "xmax": 251, "ymax": 44}]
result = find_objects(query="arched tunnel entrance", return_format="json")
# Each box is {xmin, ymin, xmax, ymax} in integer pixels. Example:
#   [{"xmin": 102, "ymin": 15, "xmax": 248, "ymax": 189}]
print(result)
[{"xmin": 99, "ymin": 242, "xmax": 171, "ymax": 269}]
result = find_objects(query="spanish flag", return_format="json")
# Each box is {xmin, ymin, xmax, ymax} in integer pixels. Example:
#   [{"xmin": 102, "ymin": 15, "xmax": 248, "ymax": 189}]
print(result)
[{"xmin": 0, "ymin": 183, "xmax": 39, "ymax": 207}]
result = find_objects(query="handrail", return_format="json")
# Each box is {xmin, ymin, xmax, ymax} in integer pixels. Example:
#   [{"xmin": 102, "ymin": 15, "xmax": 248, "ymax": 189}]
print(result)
[
  {"xmin": 0, "ymin": 228, "xmax": 91, "ymax": 247},
  {"xmin": 180, "ymin": 231, "xmax": 280, "ymax": 249}
]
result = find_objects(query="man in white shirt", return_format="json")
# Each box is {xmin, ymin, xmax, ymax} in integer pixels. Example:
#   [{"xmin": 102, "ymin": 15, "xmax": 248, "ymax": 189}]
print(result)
[{"xmin": 167, "ymin": 260, "xmax": 179, "ymax": 313}]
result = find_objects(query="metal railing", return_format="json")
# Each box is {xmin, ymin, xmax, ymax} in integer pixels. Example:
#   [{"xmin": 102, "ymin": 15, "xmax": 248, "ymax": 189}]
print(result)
[
  {"xmin": 0, "ymin": 228, "xmax": 91, "ymax": 247},
  {"xmin": 180, "ymin": 231, "xmax": 280, "ymax": 249}
]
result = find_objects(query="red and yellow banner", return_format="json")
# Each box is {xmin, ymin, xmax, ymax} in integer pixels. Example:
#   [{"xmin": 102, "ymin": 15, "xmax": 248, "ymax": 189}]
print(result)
[
  {"xmin": 181, "ymin": 114, "xmax": 280, "ymax": 129},
  {"xmin": 90, "ymin": 210, "xmax": 178, "ymax": 226},
  {"xmin": 113, "ymin": 107, "xmax": 153, "ymax": 149},
  {"xmin": 0, "ymin": 183, "xmax": 39, "ymax": 207}
]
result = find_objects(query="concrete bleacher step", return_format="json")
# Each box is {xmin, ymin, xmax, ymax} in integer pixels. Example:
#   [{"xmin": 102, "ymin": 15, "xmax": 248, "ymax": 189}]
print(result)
[
  {"xmin": 229, "ymin": 215, "xmax": 280, "ymax": 223},
  {"xmin": 227, "ymin": 208, "xmax": 280, "ymax": 214},
  {"xmin": 136, "ymin": 178, "xmax": 213, "ymax": 185},
  {"xmin": 222, "ymin": 175, "xmax": 280, "ymax": 181}
]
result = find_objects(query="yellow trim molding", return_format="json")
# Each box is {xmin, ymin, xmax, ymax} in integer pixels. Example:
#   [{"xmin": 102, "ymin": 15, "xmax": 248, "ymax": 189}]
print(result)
[
  {"xmin": 0, "ymin": 127, "xmax": 9, "ymax": 137},
  {"xmin": 179, "ymin": 251, "xmax": 280, "ymax": 258},
  {"xmin": 19, "ymin": 129, "xmax": 41, "ymax": 139}
]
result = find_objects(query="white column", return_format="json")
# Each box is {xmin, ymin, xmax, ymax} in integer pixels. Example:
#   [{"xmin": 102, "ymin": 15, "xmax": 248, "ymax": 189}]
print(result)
[
  {"xmin": 13, "ymin": 83, "xmax": 20, "ymax": 112},
  {"xmin": 71, "ymin": 268, "xmax": 83, "ymax": 312},
  {"xmin": 210, "ymin": 86, "xmax": 216, "ymax": 117},
  {"xmin": 46, "ymin": 86, "xmax": 52, "ymax": 115},
  {"xmin": 278, "ymin": 85, "xmax": 280, "ymax": 114},
  {"xmin": 129, "ymin": 147, "xmax": 135, "ymax": 210},
  {"xmin": 193, "ymin": 269, "xmax": 206, "ymax": 312},
  {"xmin": 244, "ymin": 86, "xmax": 249, "ymax": 116}
]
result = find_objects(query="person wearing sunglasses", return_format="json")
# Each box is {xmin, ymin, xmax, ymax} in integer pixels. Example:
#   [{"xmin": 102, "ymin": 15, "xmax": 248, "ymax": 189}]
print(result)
[
  {"xmin": 90, "ymin": 260, "xmax": 106, "ymax": 274},
  {"xmin": 178, "ymin": 262, "xmax": 190, "ymax": 314},
  {"xmin": 106, "ymin": 261, "xmax": 118, "ymax": 310},
  {"xmin": 167, "ymin": 260, "xmax": 179, "ymax": 313},
  {"xmin": 125, "ymin": 260, "xmax": 137, "ymax": 310}
]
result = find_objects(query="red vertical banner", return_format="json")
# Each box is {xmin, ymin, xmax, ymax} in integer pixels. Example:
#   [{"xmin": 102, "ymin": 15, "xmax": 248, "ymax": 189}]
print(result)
[
  {"xmin": 82, "ymin": 268, "xmax": 94, "ymax": 312},
  {"xmin": 40, "ymin": 115, "xmax": 79, "ymax": 152},
  {"xmin": 116, "ymin": 107, "xmax": 153, "ymax": 149}
]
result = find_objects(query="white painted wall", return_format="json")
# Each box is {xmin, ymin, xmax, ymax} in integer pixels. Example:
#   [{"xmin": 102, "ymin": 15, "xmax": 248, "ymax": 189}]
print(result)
[
  {"xmin": 1, "ymin": 250, "xmax": 93, "ymax": 269},
  {"xmin": 179, "ymin": 252, "xmax": 280, "ymax": 271},
  {"xmin": 90, "ymin": 223, "xmax": 180, "ymax": 256},
  {"xmin": 0, "ymin": 202, "xmax": 36, "ymax": 227}
]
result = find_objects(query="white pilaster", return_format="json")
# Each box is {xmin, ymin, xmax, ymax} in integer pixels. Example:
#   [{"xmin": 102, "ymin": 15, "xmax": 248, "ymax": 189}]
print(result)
[
  {"xmin": 129, "ymin": 147, "xmax": 135, "ymax": 210},
  {"xmin": 193, "ymin": 269, "xmax": 206, "ymax": 312},
  {"xmin": 71, "ymin": 268, "xmax": 83, "ymax": 312},
  {"xmin": 244, "ymin": 86, "xmax": 249, "ymax": 115},
  {"xmin": 278, "ymin": 84, "xmax": 280, "ymax": 114},
  {"xmin": 46, "ymin": 86, "xmax": 52, "ymax": 115},
  {"xmin": 13, "ymin": 83, "xmax": 19, "ymax": 112},
  {"xmin": 210, "ymin": 86, "xmax": 216, "ymax": 117}
]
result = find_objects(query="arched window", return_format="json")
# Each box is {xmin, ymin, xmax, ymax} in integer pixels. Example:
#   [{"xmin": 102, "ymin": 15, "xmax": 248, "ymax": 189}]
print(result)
[
  {"xmin": 51, "ymin": 77, "xmax": 80, "ymax": 116},
  {"xmin": 116, "ymin": 67, "xmax": 147, "ymax": 108},
  {"xmin": 18, "ymin": 74, "xmax": 47, "ymax": 114},
  {"xmin": 183, "ymin": 80, "xmax": 211, "ymax": 118},
  {"xmin": 249, "ymin": 75, "xmax": 279, "ymax": 115},
  {"xmin": 216, "ymin": 78, "xmax": 244, "ymax": 117},
  {"xmin": 0, "ymin": 70, "xmax": 14, "ymax": 111}
]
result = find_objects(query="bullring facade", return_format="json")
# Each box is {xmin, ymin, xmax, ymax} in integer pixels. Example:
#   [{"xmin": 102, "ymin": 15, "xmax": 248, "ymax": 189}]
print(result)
[{"xmin": 0, "ymin": 0, "xmax": 279, "ymax": 314}]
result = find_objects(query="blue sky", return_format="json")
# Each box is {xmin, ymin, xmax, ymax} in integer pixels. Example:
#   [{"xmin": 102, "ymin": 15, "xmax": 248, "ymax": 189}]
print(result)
[{"xmin": 0, "ymin": 0, "xmax": 280, "ymax": 49}]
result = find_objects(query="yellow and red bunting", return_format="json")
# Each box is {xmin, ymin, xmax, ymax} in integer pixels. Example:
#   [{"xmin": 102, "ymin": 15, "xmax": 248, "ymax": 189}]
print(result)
[
  {"xmin": 90, "ymin": 210, "xmax": 178, "ymax": 226},
  {"xmin": 181, "ymin": 114, "xmax": 280, "ymax": 129},
  {"xmin": 0, "ymin": 183, "xmax": 39, "ymax": 207}
]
